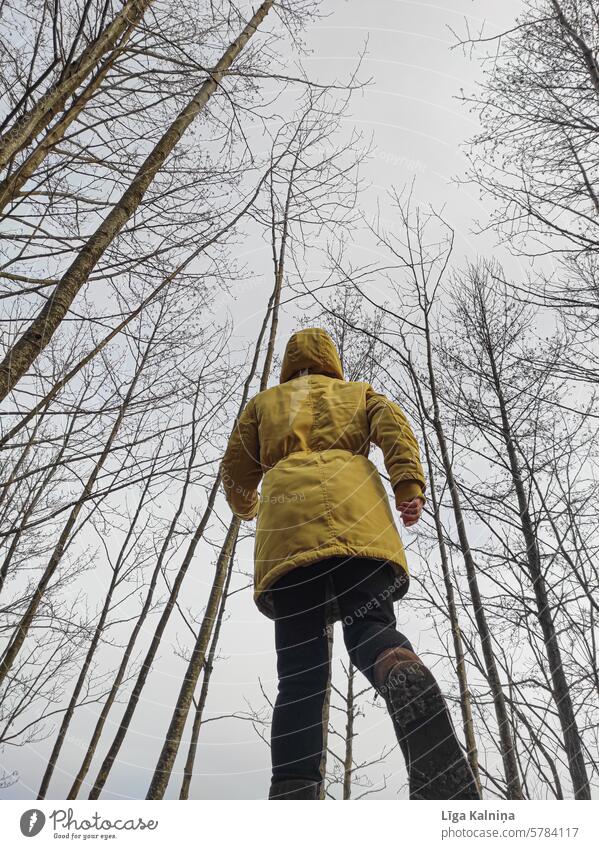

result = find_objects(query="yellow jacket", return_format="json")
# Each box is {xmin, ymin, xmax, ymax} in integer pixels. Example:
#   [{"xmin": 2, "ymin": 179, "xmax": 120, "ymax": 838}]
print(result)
[{"xmin": 220, "ymin": 327, "xmax": 426, "ymax": 621}]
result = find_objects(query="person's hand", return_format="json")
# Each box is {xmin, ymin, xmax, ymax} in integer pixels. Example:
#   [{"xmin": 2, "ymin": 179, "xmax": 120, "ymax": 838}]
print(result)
[{"xmin": 397, "ymin": 496, "xmax": 425, "ymax": 528}]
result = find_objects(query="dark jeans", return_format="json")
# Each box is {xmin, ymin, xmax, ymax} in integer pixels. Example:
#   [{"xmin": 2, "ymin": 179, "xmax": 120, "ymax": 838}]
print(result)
[{"xmin": 270, "ymin": 555, "xmax": 413, "ymax": 786}]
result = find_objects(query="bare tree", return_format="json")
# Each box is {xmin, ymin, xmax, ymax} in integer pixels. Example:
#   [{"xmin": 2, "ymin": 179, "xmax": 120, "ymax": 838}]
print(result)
[
  {"xmin": 442, "ymin": 260, "xmax": 592, "ymax": 798},
  {"xmin": 455, "ymin": 0, "xmax": 599, "ymax": 259},
  {"xmin": 455, "ymin": 0, "xmax": 599, "ymax": 392},
  {"xmin": 0, "ymin": 0, "xmax": 154, "ymax": 170},
  {"xmin": 0, "ymin": 0, "xmax": 277, "ymax": 401}
]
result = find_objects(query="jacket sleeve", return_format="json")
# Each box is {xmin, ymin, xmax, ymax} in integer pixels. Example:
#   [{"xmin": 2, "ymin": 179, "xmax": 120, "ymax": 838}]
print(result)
[
  {"xmin": 365, "ymin": 384, "xmax": 427, "ymax": 509},
  {"xmin": 219, "ymin": 396, "xmax": 262, "ymax": 520}
]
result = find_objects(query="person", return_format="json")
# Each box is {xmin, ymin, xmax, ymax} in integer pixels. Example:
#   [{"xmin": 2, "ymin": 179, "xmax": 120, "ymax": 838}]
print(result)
[{"xmin": 220, "ymin": 327, "xmax": 480, "ymax": 800}]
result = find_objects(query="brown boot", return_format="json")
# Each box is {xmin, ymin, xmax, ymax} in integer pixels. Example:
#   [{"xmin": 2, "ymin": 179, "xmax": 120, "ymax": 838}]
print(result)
[
  {"xmin": 268, "ymin": 777, "xmax": 320, "ymax": 799},
  {"xmin": 373, "ymin": 646, "xmax": 481, "ymax": 800},
  {"xmin": 373, "ymin": 647, "xmax": 420, "ymax": 763},
  {"xmin": 373, "ymin": 646, "xmax": 422, "ymax": 692}
]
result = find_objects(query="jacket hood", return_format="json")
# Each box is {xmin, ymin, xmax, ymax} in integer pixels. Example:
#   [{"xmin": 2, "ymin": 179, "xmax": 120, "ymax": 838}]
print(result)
[{"xmin": 279, "ymin": 327, "xmax": 344, "ymax": 383}]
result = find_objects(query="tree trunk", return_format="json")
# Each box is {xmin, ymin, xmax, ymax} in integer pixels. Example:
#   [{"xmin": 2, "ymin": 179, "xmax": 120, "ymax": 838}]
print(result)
[
  {"xmin": 419, "ymin": 421, "xmax": 481, "ymax": 792},
  {"xmin": 37, "ymin": 568, "xmax": 118, "ymax": 798},
  {"xmin": 259, "ymin": 152, "xmax": 299, "ymax": 391},
  {"xmin": 37, "ymin": 363, "xmax": 179, "ymax": 798},
  {"xmin": 421, "ymin": 314, "xmax": 523, "ymax": 799},
  {"xmin": 0, "ymin": 0, "xmax": 153, "ymax": 171},
  {"xmin": 318, "ymin": 624, "xmax": 334, "ymax": 799},
  {"xmin": 485, "ymin": 336, "xmax": 590, "ymax": 799},
  {"xmin": 144, "ymin": 518, "xmax": 240, "ymax": 799},
  {"xmin": 0, "ymin": 0, "xmax": 275, "ymax": 403},
  {"xmin": 342, "ymin": 663, "xmax": 355, "ymax": 800},
  {"xmin": 0, "ymin": 31, "xmax": 128, "ymax": 214},
  {"xmin": 68, "ymin": 471, "xmax": 221, "ymax": 800},
  {"xmin": 0, "ymin": 170, "xmax": 270, "ymax": 451},
  {"xmin": 178, "ymin": 537, "xmax": 237, "ymax": 799}
]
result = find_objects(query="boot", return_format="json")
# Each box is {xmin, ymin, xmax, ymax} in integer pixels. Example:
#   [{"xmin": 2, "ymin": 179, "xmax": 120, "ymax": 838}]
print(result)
[
  {"xmin": 268, "ymin": 777, "xmax": 320, "ymax": 799},
  {"xmin": 374, "ymin": 646, "xmax": 481, "ymax": 800}
]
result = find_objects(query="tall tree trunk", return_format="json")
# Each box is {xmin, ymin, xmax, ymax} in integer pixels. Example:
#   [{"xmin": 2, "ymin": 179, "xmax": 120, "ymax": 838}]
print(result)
[
  {"xmin": 144, "ymin": 517, "xmax": 240, "ymax": 799},
  {"xmin": 318, "ymin": 624, "xmax": 334, "ymax": 799},
  {"xmin": 67, "ymin": 470, "xmax": 221, "ymax": 800},
  {"xmin": 146, "ymin": 222, "xmax": 286, "ymax": 798},
  {"xmin": 429, "ymin": 411, "xmax": 522, "ymax": 798},
  {"xmin": 0, "ymin": 0, "xmax": 275, "ymax": 403},
  {"xmin": 178, "ymin": 536, "xmax": 237, "ymax": 799},
  {"xmin": 36, "ymin": 573, "xmax": 115, "ymax": 794},
  {"xmin": 418, "ymin": 417, "xmax": 481, "ymax": 792},
  {"xmin": 0, "ymin": 170, "xmax": 270, "ymax": 451},
  {"xmin": 0, "ymin": 0, "xmax": 153, "ymax": 170},
  {"xmin": 0, "ymin": 28, "xmax": 129, "ymax": 214},
  {"xmin": 259, "ymin": 152, "xmax": 298, "ymax": 391},
  {"xmin": 484, "ymin": 332, "xmax": 590, "ymax": 799},
  {"xmin": 145, "ymin": 153, "xmax": 290, "ymax": 798},
  {"xmin": 421, "ymin": 314, "xmax": 524, "ymax": 799},
  {"xmin": 342, "ymin": 663, "xmax": 355, "ymax": 800}
]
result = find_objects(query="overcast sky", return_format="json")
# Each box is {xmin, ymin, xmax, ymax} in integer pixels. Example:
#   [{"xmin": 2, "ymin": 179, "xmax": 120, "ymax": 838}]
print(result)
[{"xmin": 4, "ymin": 0, "xmax": 528, "ymax": 802}]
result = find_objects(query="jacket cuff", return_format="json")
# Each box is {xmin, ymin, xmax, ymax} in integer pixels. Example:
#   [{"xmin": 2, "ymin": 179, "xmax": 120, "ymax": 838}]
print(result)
[
  {"xmin": 231, "ymin": 496, "xmax": 260, "ymax": 522},
  {"xmin": 236, "ymin": 500, "xmax": 259, "ymax": 521},
  {"xmin": 394, "ymin": 479, "xmax": 426, "ymax": 509}
]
